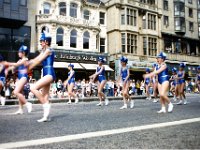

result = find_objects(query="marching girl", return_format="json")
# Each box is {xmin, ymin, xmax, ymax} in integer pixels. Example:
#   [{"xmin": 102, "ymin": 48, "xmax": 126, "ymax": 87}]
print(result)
[
  {"xmin": 118, "ymin": 56, "xmax": 134, "ymax": 109},
  {"xmin": 64, "ymin": 63, "xmax": 79, "ymax": 104},
  {"xmin": 176, "ymin": 63, "xmax": 187, "ymax": 105},
  {"xmin": 196, "ymin": 66, "xmax": 200, "ymax": 93},
  {"xmin": 144, "ymin": 68, "xmax": 152, "ymax": 100},
  {"xmin": 28, "ymin": 31, "xmax": 56, "ymax": 122},
  {"xmin": 169, "ymin": 67, "xmax": 178, "ymax": 101},
  {"xmin": 90, "ymin": 56, "xmax": 109, "ymax": 106},
  {"xmin": 143, "ymin": 52, "xmax": 173, "ymax": 113},
  {"xmin": 0, "ymin": 55, "xmax": 6, "ymax": 106},
  {"xmin": 152, "ymin": 63, "xmax": 159, "ymax": 103},
  {"xmin": 6, "ymin": 45, "xmax": 32, "ymax": 114}
]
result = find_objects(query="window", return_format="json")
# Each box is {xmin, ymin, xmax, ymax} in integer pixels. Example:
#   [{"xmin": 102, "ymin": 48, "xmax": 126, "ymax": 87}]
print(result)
[
  {"xmin": 121, "ymin": 33, "xmax": 126, "ymax": 53},
  {"xmin": 189, "ymin": 8, "xmax": 193, "ymax": 18},
  {"xmin": 41, "ymin": 26, "xmax": 49, "ymax": 33},
  {"xmin": 83, "ymin": 31, "xmax": 90, "ymax": 49},
  {"xmin": 121, "ymin": 8, "xmax": 125, "ymax": 25},
  {"xmin": 143, "ymin": 37, "xmax": 147, "ymax": 55},
  {"xmin": 70, "ymin": 3, "xmax": 77, "ymax": 18},
  {"xmin": 163, "ymin": 0, "xmax": 168, "ymax": 10},
  {"xmin": 147, "ymin": 0, "xmax": 155, "ymax": 5},
  {"xmin": 121, "ymin": 33, "xmax": 137, "ymax": 54},
  {"xmin": 43, "ymin": 2, "xmax": 51, "ymax": 14},
  {"xmin": 174, "ymin": 2, "xmax": 185, "ymax": 17},
  {"xmin": 198, "ymin": 0, "xmax": 200, "ymax": 5},
  {"xmin": 20, "ymin": 0, "xmax": 26, "ymax": 6},
  {"xmin": 188, "ymin": 0, "xmax": 192, "ymax": 4},
  {"xmin": 148, "ymin": 37, "xmax": 157, "ymax": 56},
  {"xmin": 56, "ymin": 27, "xmax": 64, "ymax": 46},
  {"xmin": 0, "ymin": 0, "xmax": 3, "ymax": 8},
  {"xmin": 70, "ymin": 29, "xmax": 77, "ymax": 48},
  {"xmin": 4, "ymin": 0, "xmax": 10, "ymax": 3},
  {"xmin": 142, "ymin": 15, "xmax": 146, "ymax": 29},
  {"xmin": 59, "ymin": 2, "xmax": 66, "ymax": 16},
  {"xmin": 163, "ymin": 16, "xmax": 169, "ymax": 26},
  {"xmin": 83, "ymin": 10, "xmax": 90, "ymax": 20},
  {"xmin": 100, "ymin": 12, "xmax": 105, "ymax": 25},
  {"xmin": 100, "ymin": 38, "xmax": 105, "ymax": 53},
  {"xmin": 189, "ymin": 22, "xmax": 193, "ymax": 31},
  {"xmin": 140, "ymin": 0, "xmax": 146, "ymax": 3},
  {"xmin": 11, "ymin": 0, "xmax": 19, "ymax": 11},
  {"xmin": 175, "ymin": 17, "xmax": 185, "ymax": 31},
  {"xmin": 148, "ymin": 14, "xmax": 156, "ymax": 30},
  {"xmin": 198, "ymin": 11, "xmax": 200, "ymax": 19},
  {"xmin": 126, "ymin": 8, "xmax": 137, "ymax": 26}
]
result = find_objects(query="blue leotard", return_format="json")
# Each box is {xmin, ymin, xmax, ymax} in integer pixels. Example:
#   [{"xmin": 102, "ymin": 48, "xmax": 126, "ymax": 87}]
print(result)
[
  {"xmin": 177, "ymin": 71, "xmax": 185, "ymax": 84},
  {"xmin": 42, "ymin": 48, "xmax": 56, "ymax": 80},
  {"xmin": 171, "ymin": 75, "xmax": 177, "ymax": 86},
  {"xmin": 145, "ymin": 77, "xmax": 150, "ymax": 85},
  {"xmin": 68, "ymin": 71, "xmax": 75, "ymax": 84},
  {"xmin": 97, "ymin": 66, "xmax": 106, "ymax": 83},
  {"xmin": 197, "ymin": 74, "xmax": 200, "ymax": 81},
  {"xmin": 156, "ymin": 64, "xmax": 169, "ymax": 84},
  {"xmin": 121, "ymin": 67, "xmax": 129, "ymax": 82},
  {"xmin": 0, "ymin": 64, "xmax": 5, "ymax": 86},
  {"xmin": 18, "ymin": 59, "xmax": 28, "ymax": 80}
]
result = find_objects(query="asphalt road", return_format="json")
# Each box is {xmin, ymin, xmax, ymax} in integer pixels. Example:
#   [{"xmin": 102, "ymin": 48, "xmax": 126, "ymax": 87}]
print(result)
[{"xmin": 0, "ymin": 94, "xmax": 200, "ymax": 149}]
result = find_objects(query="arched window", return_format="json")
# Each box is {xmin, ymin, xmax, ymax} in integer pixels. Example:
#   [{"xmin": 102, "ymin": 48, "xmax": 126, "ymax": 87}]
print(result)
[
  {"xmin": 59, "ymin": 2, "xmax": 66, "ymax": 16},
  {"xmin": 70, "ymin": 3, "xmax": 77, "ymax": 18},
  {"xmin": 56, "ymin": 27, "xmax": 64, "ymax": 46},
  {"xmin": 83, "ymin": 10, "xmax": 90, "ymax": 20},
  {"xmin": 41, "ymin": 26, "xmax": 49, "ymax": 33},
  {"xmin": 83, "ymin": 31, "xmax": 90, "ymax": 49},
  {"xmin": 43, "ymin": 2, "xmax": 51, "ymax": 14},
  {"xmin": 70, "ymin": 29, "xmax": 77, "ymax": 48}
]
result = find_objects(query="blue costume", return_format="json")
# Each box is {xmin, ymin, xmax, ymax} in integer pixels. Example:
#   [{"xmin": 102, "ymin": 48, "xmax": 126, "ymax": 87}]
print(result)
[
  {"xmin": 156, "ymin": 64, "xmax": 169, "ymax": 84},
  {"xmin": 197, "ymin": 74, "xmax": 200, "ymax": 81},
  {"xmin": 171, "ymin": 75, "xmax": 177, "ymax": 86},
  {"xmin": 42, "ymin": 48, "xmax": 56, "ymax": 80},
  {"xmin": 177, "ymin": 71, "xmax": 185, "ymax": 84},
  {"xmin": 18, "ymin": 62, "xmax": 28, "ymax": 80},
  {"xmin": 97, "ymin": 66, "xmax": 106, "ymax": 83},
  {"xmin": 121, "ymin": 67, "xmax": 129, "ymax": 82},
  {"xmin": 0, "ymin": 64, "xmax": 5, "ymax": 86},
  {"xmin": 68, "ymin": 71, "xmax": 75, "ymax": 84},
  {"xmin": 145, "ymin": 77, "xmax": 151, "ymax": 85}
]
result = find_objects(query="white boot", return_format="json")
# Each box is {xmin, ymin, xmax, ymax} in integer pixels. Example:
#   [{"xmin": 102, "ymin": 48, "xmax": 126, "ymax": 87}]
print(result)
[
  {"xmin": 75, "ymin": 98, "xmax": 79, "ymax": 104},
  {"xmin": 130, "ymin": 100, "xmax": 134, "ymax": 108},
  {"xmin": 67, "ymin": 100, "xmax": 71, "ymax": 104},
  {"xmin": 120, "ymin": 104, "xmax": 128, "ymax": 109},
  {"xmin": 14, "ymin": 108, "xmax": 23, "ymax": 115},
  {"xmin": 105, "ymin": 98, "xmax": 109, "ymax": 106},
  {"xmin": 157, "ymin": 107, "xmax": 166, "ymax": 113},
  {"xmin": 0, "ymin": 97, "xmax": 6, "ymax": 106},
  {"xmin": 25, "ymin": 102, "xmax": 32, "ymax": 113},
  {"xmin": 37, "ymin": 103, "xmax": 51, "ymax": 122},
  {"xmin": 168, "ymin": 102, "xmax": 173, "ymax": 113}
]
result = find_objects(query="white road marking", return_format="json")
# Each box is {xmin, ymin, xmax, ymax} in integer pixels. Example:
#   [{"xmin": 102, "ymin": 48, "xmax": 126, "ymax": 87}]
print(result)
[{"xmin": 0, "ymin": 117, "xmax": 200, "ymax": 148}]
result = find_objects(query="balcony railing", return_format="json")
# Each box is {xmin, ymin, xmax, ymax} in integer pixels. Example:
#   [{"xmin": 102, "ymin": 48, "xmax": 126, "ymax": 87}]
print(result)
[
  {"xmin": 174, "ymin": 0, "xmax": 185, "ymax": 2},
  {"xmin": 167, "ymin": 53, "xmax": 200, "ymax": 63},
  {"xmin": 36, "ymin": 14, "xmax": 100, "ymax": 30}
]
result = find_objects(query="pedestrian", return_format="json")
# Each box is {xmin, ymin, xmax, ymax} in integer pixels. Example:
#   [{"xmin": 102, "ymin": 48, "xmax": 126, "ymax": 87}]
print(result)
[
  {"xmin": 196, "ymin": 66, "xmax": 200, "ymax": 93},
  {"xmin": 169, "ymin": 67, "xmax": 178, "ymax": 101},
  {"xmin": 64, "ymin": 63, "xmax": 79, "ymax": 104},
  {"xmin": 7, "ymin": 45, "xmax": 33, "ymax": 114},
  {"xmin": 144, "ymin": 68, "xmax": 152, "ymax": 100},
  {"xmin": 176, "ymin": 63, "xmax": 187, "ymax": 105},
  {"xmin": 90, "ymin": 56, "xmax": 109, "ymax": 106},
  {"xmin": 117, "ymin": 56, "xmax": 134, "ymax": 109},
  {"xmin": 143, "ymin": 52, "xmax": 173, "ymax": 113},
  {"xmin": 28, "ymin": 31, "xmax": 55, "ymax": 122},
  {"xmin": 0, "ymin": 54, "xmax": 6, "ymax": 106}
]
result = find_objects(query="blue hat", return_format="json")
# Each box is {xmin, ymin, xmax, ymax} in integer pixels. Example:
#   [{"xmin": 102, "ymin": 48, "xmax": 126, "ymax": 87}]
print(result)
[
  {"xmin": 146, "ymin": 68, "xmax": 150, "ymax": 73},
  {"xmin": 68, "ymin": 63, "xmax": 74, "ymax": 69},
  {"xmin": 0, "ymin": 54, "xmax": 4, "ymax": 62},
  {"xmin": 98, "ymin": 56, "xmax": 106, "ymax": 63},
  {"xmin": 18, "ymin": 45, "xmax": 28, "ymax": 53},
  {"xmin": 179, "ymin": 62, "xmax": 186, "ymax": 68},
  {"xmin": 197, "ymin": 66, "xmax": 200, "ymax": 70},
  {"xmin": 120, "ymin": 56, "xmax": 128, "ymax": 63},
  {"xmin": 156, "ymin": 52, "xmax": 167, "ymax": 60},
  {"xmin": 172, "ymin": 67, "xmax": 177, "ymax": 73},
  {"xmin": 40, "ymin": 31, "xmax": 52, "ymax": 43}
]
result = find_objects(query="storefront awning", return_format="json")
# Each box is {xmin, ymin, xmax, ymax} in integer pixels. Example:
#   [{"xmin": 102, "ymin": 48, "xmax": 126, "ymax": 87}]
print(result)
[
  {"xmin": 80, "ymin": 63, "xmax": 114, "ymax": 71},
  {"xmin": 53, "ymin": 62, "xmax": 84, "ymax": 69}
]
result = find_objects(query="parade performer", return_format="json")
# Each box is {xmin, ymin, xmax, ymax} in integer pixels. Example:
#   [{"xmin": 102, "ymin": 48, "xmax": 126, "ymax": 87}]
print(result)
[
  {"xmin": 143, "ymin": 52, "xmax": 173, "ymax": 113},
  {"xmin": 6, "ymin": 45, "xmax": 32, "ymax": 114},
  {"xmin": 169, "ymin": 67, "xmax": 178, "ymax": 101},
  {"xmin": 0, "ymin": 55, "xmax": 6, "ymax": 106},
  {"xmin": 64, "ymin": 63, "xmax": 79, "ymax": 104},
  {"xmin": 28, "ymin": 31, "xmax": 55, "ymax": 122},
  {"xmin": 196, "ymin": 66, "xmax": 200, "ymax": 93},
  {"xmin": 152, "ymin": 63, "xmax": 159, "ymax": 103},
  {"xmin": 118, "ymin": 56, "xmax": 134, "ymax": 109},
  {"xmin": 144, "ymin": 68, "xmax": 152, "ymax": 100},
  {"xmin": 176, "ymin": 63, "xmax": 187, "ymax": 105},
  {"xmin": 90, "ymin": 56, "xmax": 109, "ymax": 106}
]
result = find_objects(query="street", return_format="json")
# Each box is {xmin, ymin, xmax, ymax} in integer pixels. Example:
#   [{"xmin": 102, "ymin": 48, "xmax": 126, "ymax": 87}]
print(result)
[{"xmin": 0, "ymin": 94, "xmax": 200, "ymax": 149}]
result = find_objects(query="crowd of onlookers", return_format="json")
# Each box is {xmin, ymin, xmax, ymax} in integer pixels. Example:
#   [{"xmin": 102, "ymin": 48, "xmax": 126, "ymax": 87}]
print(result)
[{"xmin": 1, "ymin": 77, "xmax": 199, "ymax": 100}]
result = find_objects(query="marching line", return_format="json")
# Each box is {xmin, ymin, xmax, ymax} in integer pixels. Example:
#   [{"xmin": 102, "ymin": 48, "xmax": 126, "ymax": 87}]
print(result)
[{"xmin": 0, "ymin": 117, "xmax": 200, "ymax": 148}]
